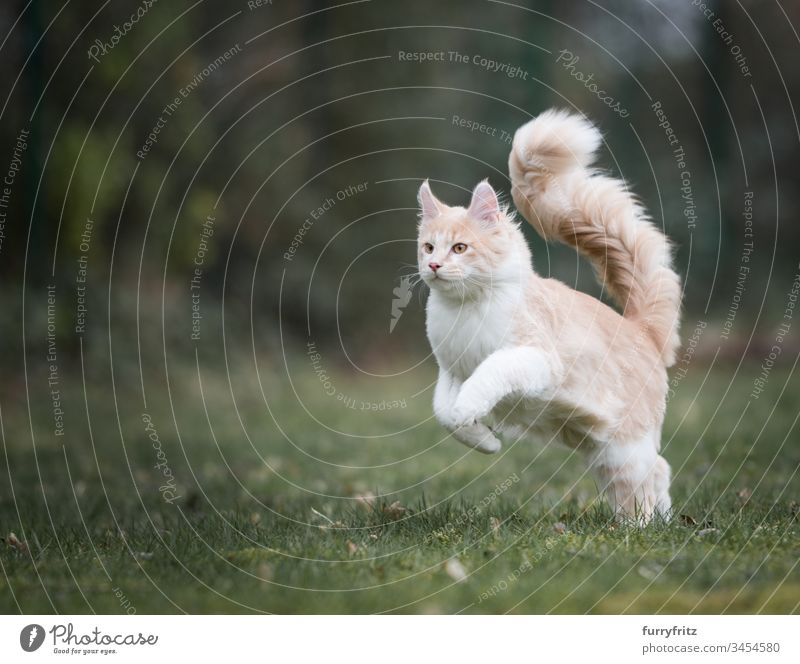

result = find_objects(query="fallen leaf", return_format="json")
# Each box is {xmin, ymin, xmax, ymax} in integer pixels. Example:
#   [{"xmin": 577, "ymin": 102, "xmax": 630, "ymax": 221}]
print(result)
[
  {"xmin": 382, "ymin": 501, "xmax": 407, "ymax": 520},
  {"xmin": 311, "ymin": 507, "xmax": 344, "ymax": 530},
  {"xmin": 354, "ymin": 492, "xmax": 376, "ymax": 509},
  {"xmin": 6, "ymin": 532, "xmax": 28, "ymax": 555},
  {"xmin": 637, "ymin": 563, "xmax": 664, "ymax": 581},
  {"xmin": 311, "ymin": 507, "xmax": 335, "ymax": 525},
  {"xmin": 444, "ymin": 557, "xmax": 468, "ymax": 583},
  {"xmin": 553, "ymin": 521, "xmax": 567, "ymax": 535}
]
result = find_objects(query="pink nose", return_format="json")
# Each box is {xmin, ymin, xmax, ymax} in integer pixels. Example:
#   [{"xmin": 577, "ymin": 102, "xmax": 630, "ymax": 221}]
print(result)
[{"xmin": 429, "ymin": 262, "xmax": 442, "ymax": 272}]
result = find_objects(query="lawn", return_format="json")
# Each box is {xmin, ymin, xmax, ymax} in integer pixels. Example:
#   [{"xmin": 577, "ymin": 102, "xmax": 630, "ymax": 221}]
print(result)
[{"xmin": 1, "ymin": 352, "xmax": 799, "ymax": 614}]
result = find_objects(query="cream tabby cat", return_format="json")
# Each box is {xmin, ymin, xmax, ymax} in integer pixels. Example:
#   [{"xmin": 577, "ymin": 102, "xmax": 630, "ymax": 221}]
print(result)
[{"xmin": 417, "ymin": 109, "xmax": 682, "ymax": 523}]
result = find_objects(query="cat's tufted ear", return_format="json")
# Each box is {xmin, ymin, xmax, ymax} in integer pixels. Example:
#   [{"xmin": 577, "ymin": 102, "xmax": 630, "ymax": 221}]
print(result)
[
  {"xmin": 418, "ymin": 180, "xmax": 443, "ymax": 222},
  {"xmin": 467, "ymin": 180, "xmax": 501, "ymax": 225}
]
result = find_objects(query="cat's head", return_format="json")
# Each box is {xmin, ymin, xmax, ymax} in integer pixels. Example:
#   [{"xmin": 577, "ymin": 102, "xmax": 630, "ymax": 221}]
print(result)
[{"xmin": 416, "ymin": 180, "xmax": 531, "ymax": 297}]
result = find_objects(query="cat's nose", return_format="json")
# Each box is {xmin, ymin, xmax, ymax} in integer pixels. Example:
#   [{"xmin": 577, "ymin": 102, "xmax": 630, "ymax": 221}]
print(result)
[{"xmin": 429, "ymin": 262, "xmax": 442, "ymax": 272}]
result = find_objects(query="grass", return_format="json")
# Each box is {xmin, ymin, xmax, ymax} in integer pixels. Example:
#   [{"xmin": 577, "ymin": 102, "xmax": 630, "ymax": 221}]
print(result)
[{"xmin": 1, "ymin": 352, "xmax": 799, "ymax": 614}]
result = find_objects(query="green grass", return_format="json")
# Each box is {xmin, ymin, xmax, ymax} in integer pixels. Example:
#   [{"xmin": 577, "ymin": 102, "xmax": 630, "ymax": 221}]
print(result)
[{"xmin": 1, "ymin": 355, "xmax": 799, "ymax": 614}]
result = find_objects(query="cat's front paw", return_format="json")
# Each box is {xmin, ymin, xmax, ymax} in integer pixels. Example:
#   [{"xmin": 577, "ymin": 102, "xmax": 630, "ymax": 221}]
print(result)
[
  {"xmin": 450, "ymin": 394, "xmax": 491, "ymax": 428},
  {"xmin": 450, "ymin": 422, "xmax": 502, "ymax": 454}
]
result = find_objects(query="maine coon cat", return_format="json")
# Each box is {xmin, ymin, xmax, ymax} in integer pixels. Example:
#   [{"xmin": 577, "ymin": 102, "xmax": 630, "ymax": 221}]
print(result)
[{"xmin": 417, "ymin": 109, "xmax": 682, "ymax": 522}]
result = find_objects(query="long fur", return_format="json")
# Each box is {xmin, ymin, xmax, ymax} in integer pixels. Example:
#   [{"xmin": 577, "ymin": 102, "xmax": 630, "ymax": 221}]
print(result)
[
  {"xmin": 508, "ymin": 109, "xmax": 682, "ymax": 366},
  {"xmin": 416, "ymin": 109, "xmax": 683, "ymax": 523}
]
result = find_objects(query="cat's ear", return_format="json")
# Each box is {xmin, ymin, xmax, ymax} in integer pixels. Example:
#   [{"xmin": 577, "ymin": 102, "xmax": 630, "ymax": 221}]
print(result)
[
  {"xmin": 418, "ymin": 180, "xmax": 443, "ymax": 222},
  {"xmin": 467, "ymin": 180, "xmax": 501, "ymax": 225}
]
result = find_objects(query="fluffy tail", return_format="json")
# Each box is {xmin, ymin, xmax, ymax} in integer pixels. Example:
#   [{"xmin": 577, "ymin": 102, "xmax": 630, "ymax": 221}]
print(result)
[{"xmin": 509, "ymin": 109, "xmax": 681, "ymax": 366}]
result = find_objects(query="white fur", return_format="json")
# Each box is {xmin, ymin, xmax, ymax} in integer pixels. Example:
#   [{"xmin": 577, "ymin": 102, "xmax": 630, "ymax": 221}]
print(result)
[{"xmin": 417, "ymin": 109, "xmax": 682, "ymax": 524}]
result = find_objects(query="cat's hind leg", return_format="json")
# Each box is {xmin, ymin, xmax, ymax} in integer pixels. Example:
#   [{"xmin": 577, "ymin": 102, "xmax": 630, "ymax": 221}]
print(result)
[
  {"xmin": 591, "ymin": 435, "xmax": 668, "ymax": 524},
  {"xmin": 652, "ymin": 454, "xmax": 672, "ymax": 515}
]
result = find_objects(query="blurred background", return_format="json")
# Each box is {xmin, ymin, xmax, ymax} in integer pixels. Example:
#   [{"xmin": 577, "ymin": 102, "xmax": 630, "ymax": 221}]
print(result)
[{"xmin": 0, "ymin": 0, "xmax": 799, "ymax": 613}]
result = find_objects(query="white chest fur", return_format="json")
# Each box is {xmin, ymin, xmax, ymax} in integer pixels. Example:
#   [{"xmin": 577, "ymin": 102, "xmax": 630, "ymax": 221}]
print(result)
[{"xmin": 426, "ymin": 287, "xmax": 521, "ymax": 381}]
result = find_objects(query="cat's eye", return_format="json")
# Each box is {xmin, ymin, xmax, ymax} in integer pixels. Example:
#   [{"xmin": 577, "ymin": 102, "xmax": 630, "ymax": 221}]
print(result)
[
  {"xmin": 423, "ymin": 242, "xmax": 434, "ymax": 254},
  {"xmin": 452, "ymin": 243, "xmax": 468, "ymax": 254}
]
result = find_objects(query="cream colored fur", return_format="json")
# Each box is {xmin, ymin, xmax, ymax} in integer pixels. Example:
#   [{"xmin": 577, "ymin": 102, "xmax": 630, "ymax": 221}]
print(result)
[{"xmin": 417, "ymin": 109, "xmax": 682, "ymax": 523}]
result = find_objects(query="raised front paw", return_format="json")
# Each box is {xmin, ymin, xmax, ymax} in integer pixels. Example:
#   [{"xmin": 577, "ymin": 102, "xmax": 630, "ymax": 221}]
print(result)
[
  {"xmin": 451, "ymin": 422, "xmax": 502, "ymax": 454},
  {"xmin": 450, "ymin": 393, "xmax": 491, "ymax": 428}
]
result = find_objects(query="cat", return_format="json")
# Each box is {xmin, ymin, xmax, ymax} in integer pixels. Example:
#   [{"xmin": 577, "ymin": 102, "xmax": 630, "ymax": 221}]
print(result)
[{"xmin": 417, "ymin": 109, "xmax": 682, "ymax": 523}]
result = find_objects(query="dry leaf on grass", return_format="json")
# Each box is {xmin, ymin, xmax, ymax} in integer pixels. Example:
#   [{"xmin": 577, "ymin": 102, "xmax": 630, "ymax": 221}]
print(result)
[
  {"xmin": 311, "ymin": 507, "xmax": 344, "ymax": 530},
  {"xmin": 637, "ymin": 563, "xmax": 665, "ymax": 581},
  {"xmin": 311, "ymin": 507, "xmax": 334, "ymax": 525},
  {"xmin": 382, "ymin": 501, "xmax": 407, "ymax": 520},
  {"xmin": 6, "ymin": 532, "xmax": 28, "ymax": 555},
  {"xmin": 444, "ymin": 557, "xmax": 468, "ymax": 583},
  {"xmin": 354, "ymin": 492, "xmax": 376, "ymax": 509}
]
